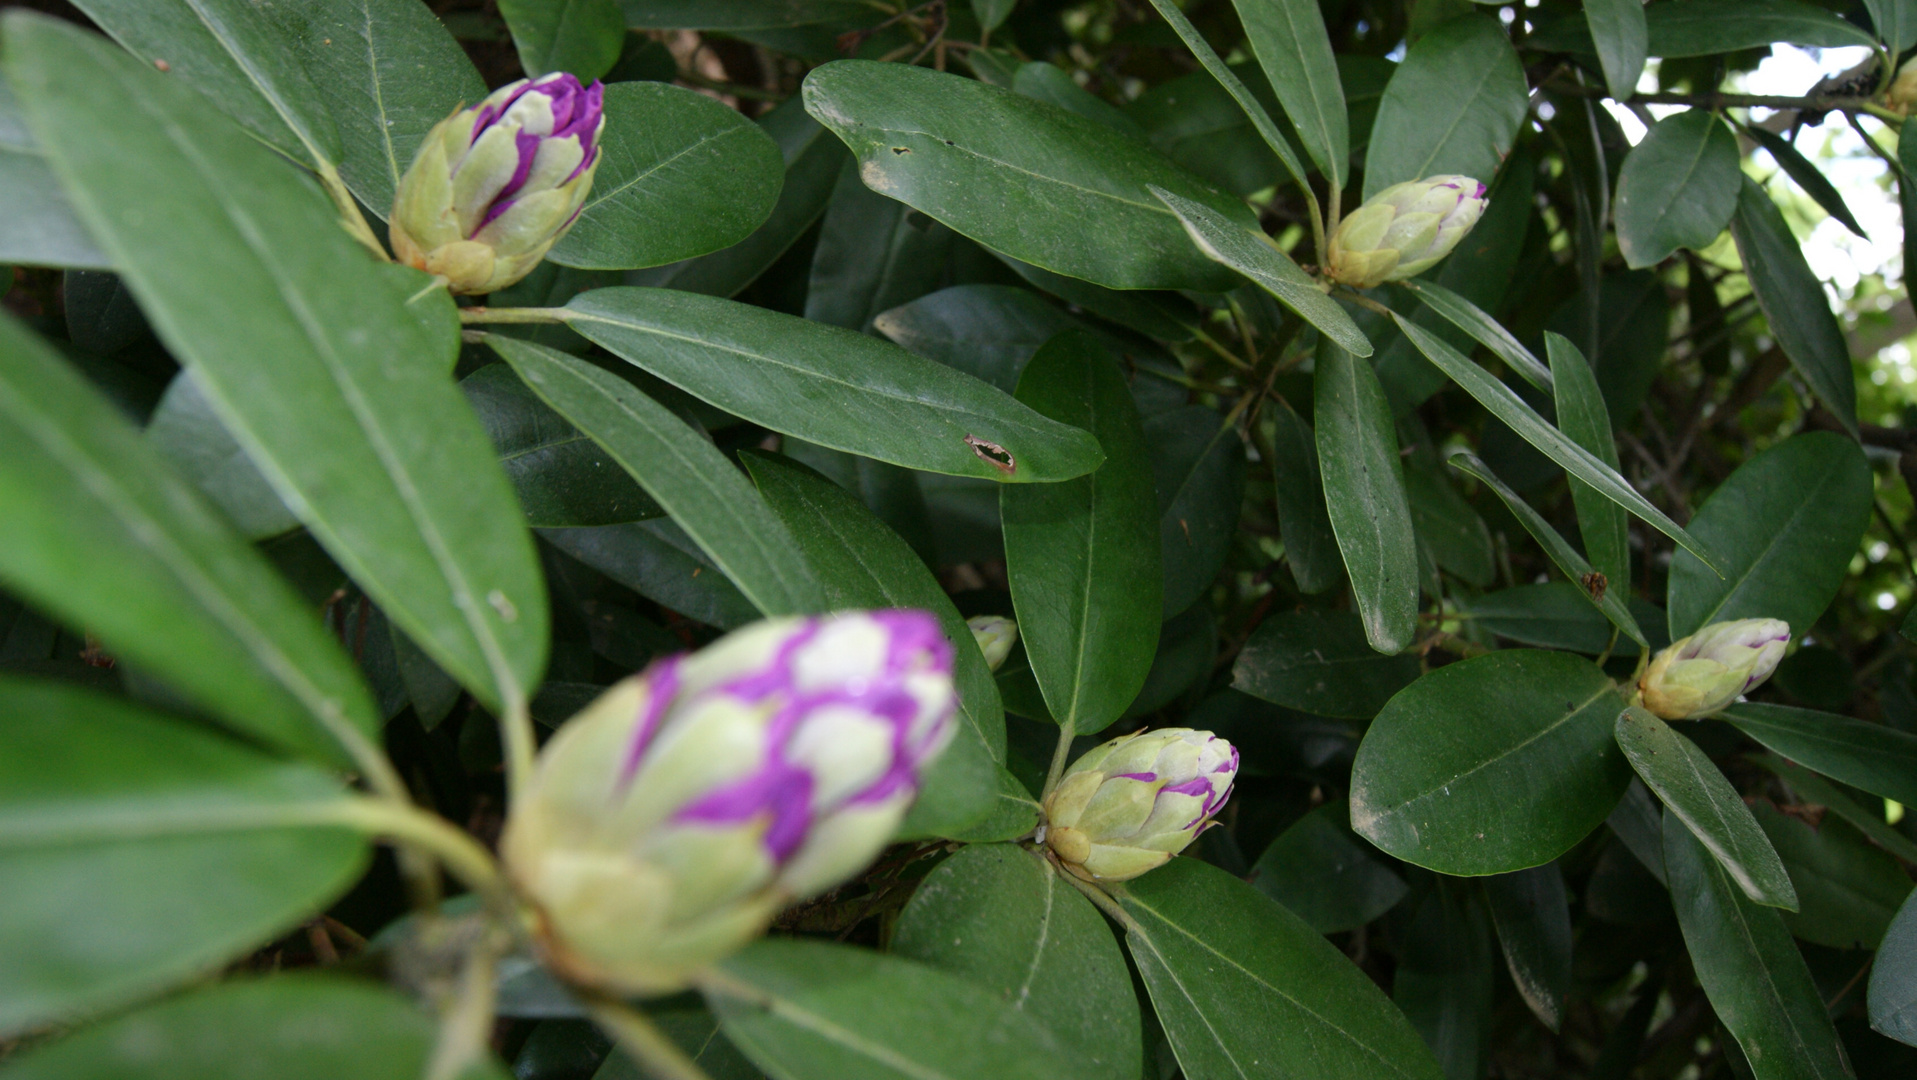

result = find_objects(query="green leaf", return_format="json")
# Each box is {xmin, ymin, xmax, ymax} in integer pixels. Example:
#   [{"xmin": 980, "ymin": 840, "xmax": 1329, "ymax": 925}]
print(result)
[
  {"xmin": 1546, "ymin": 332, "xmax": 1629, "ymax": 592},
  {"xmin": 1872, "ymin": 890, "xmax": 1917, "ymax": 1046},
  {"xmin": 1389, "ymin": 313, "xmax": 1722, "ymax": 570},
  {"xmin": 1730, "ymin": 176, "xmax": 1859, "ymax": 437},
  {"xmin": 1232, "ymin": 609, "xmax": 1421, "ymax": 719},
  {"xmin": 1463, "ymin": 583, "xmax": 1654, "ymax": 656},
  {"xmin": 1012, "ymin": 62, "xmax": 1146, "ymax": 138},
  {"xmin": 6, "ymin": 14, "xmax": 549, "ymax": 711},
  {"xmin": 1392, "ymin": 880, "xmax": 1494, "ymax": 1080},
  {"xmin": 1646, "ymin": 0, "xmax": 1878, "ymax": 57},
  {"xmin": 462, "ymin": 362, "xmax": 663, "ymax": 529},
  {"xmin": 499, "ymin": 0, "xmax": 625, "ymax": 81},
  {"xmin": 1615, "ymin": 706, "xmax": 1797, "ymax": 909},
  {"xmin": 1585, "ymin": 0, "xmax": 1649, "ymax": 99},
  {"xmin": 1749, "ymin": 753, "xmax": 1917, "ymax": 864},
  {"xmin": 1248, "ymin": 798, "xmax": 1408, "ymax": 934},
  {"xmin": 0, "ymin": 679, "xmax": 368, "ymax": 1036},
  {"xmin": 972, "ymin": 0, "xmax": 1016, "ymax": 33},
  {"xmin": 1662, "ymin": 810, "xmax": 1852, "ymax": 1080},
  {"xmin": 1265, "ymin": 396, "xmax": 1342, "ymax": 594},
  {"xmin": 1314, "ymin": 345, "xmax": 1417, "ymax": 654},
  {"xmin": 1400, "ymin": 279, "xmax": 1552, "ymax": 394},
  {"xmin": 1235, "ymin": 0, "xmax": 1348, "ymax": 187},
  {"xmin": 0, "ymin": 313, "xmax": 378, "ymax": 766},
  {"xmin": 1002, "ymin": 331, "xmax": 1162, "ymax": 733},
  {"xmin": 550, "ymin": 82, "xmax": 784, "ymax": 271},
  {"xmin": 1724, "ymin": 702, "xmax": 1917, "ymax": 808},
  {"xmin": 563, "ymin": 288, "xmax": 1106, "ymax": 483},
  {"xmin": 0, "ymin": 83, "xmax": 109, "ymax": 269},
  {"xmin": 1350, "ymin": 650, "xmax": 1630, "ymax": 875},
  {"xmin": 891, "ymin": 845, "xmax": 1140, "ymax": 1080},
  {"xmin": 1126, "ymin": 60, "xmax": 1288, "ymax": 199},
  {"xmin": 803, "ymin": 159, "xmax": 955, "ymax": 333},
  {"xmin": 1148, "ymin": 186, "xmax": 1373, "ymax": 356},
  {"xmin": 1448, "ymin": 452, "xmax": 1646, "ymax": 646},
  {"xmin": 1745, "ymin": 125, "xmax": 1867, "ymax": 239},
  {"xmin": 1404, "ymin": 461, "xmax": 1494, "ymax": 587},
  {"xmin": 1868, "ymin": 0, "xmax": 1917, "ymax": 51},
  {"xmin": 2, "ymin": 974, "xmax": 508, "ymax": 1080},
  {"xmin": 707, "ymin": 938, "xmax": 1105, "ymax": 1080},
  {"xmin": 1363, "ymin": 14, "xmax": 1528, "ymax": 200},
  {"xmin": 542, "ymin": 522, "xmax": 758, "ymax": 630},
  {"xmin": 618, "ymin": 1, "xmax": 875, "ymax": 29},
  {"xmin": 280, "ymin": 0, "xmax": 486, "ymax": 219},
  {"xmin": 801, "ymin": 59, "xmax": 1256, "ymax": 291},
  {"xmin": 1118, "ymin": 857, "xmax": 1445, "ymax": 1080},
  {"xmin": 1752, "ymin": 802, "xmax": 1911, "ymax": 950},
  {"xmin": 944, "ymin": 766, "xmax": 1042, "ymax": 843},
  {"xmin": 1614, "ymin": 109, "xmax": 1741, "ymax": 269},
  {"xmin": 611, "ymin": 1005, "xmax": 769, "ymax": 1080},
  {"xmin": 1483, "ymin": 864, "xmax": 1573, "ymax": 1032},
  {"xmin": 486, "ymin": 336, "xmax": 823, "ymax": 619},
  {"xmin": 875, "ymin": 284, "xmax": 1081, "ymax": 394},
  {"xmin": 1148, "ymin": 405, "xmax": 1247, "ymax": 618},
  {"xmin": 739, "ymin": 451, "xmax": 1002, "ymax": 840},
  {"xmin": 1666, "ymin": 431, "xmax": 1872, "ymax": 640}
]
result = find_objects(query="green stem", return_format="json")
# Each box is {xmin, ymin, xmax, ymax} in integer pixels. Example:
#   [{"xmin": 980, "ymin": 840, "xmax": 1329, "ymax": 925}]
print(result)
[
  {"xmin": 1056, "ymin": 864, "xmax": 1139, "ymax": 933},
  {"xmin": 589, "ymin": 997, "xmax": 716, "ymax": 1080},
  {"xmin": 425, "ymin": 929, "xmax": 504, "ymax": 1080},
  {"xmin": 1040, "ymin": 718, "xmax": 1077, "ymax": 803},
  {"xmin": 499, "ymin": 684, "xmax": 537, "ymax": 806},
  {"xmin": 459, "ymin": 307, "xmax": 572, "ymax": 325},
  {"xmin": 332, "ymin": 798, "xmax": 514, "ymax": 916},
  {"xmin": 317, "ymin": 161, "xmax": 389, "ymax": 261}
]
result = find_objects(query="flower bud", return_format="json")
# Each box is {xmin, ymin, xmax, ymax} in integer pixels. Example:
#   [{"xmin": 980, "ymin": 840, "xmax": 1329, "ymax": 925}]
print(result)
[
  {"xmin": 390, "ymin": 72, "xmax": 605, "ymax": 295},
  {"xmin": 966, "ymin": 615, "xmax": 1018, "ymax": 672},
  {"xmin": 1638, "ymin": 618, "xmax": 1790, "ymax": 720},
  {"xmin": 501, "ymin": 611, "xmax": 957, "ymax": 994},
  {"xmin": 1041, "ymin": 728, "xmax": 1237, "ymax": 883},
  {"xmin": 1888, "ymin": 57, "xmax": 1917, "ymax": 115},
  {"xmin": 1325, "ymin": 175, "xmax": 1488, "ymax": 289}
]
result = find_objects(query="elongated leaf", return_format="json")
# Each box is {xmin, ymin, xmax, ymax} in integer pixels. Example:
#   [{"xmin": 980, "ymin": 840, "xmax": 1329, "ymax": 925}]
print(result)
[
  {"xmin": 892, "ymin": 845, "xmax": 1140, "ymax": 1080},
  {"xmin": 1249, "ymin": 798, "xmax": 1408, "ymax": 934},
  {"xmin": 1141, "ymin": 0, "xmax": 1313, "ymax": 194},
  {"xmin": 875, "ymin": 284, "xmax": 1080, "ymax": 394},
  {"xmin": 1662, "ymin": 811, "xmax": 1851, "ymax": 1080},
  {"xmin": 0, "ymin": 313, "xmax": 377, "ymax": 766},
  {"xmin": 1118, "ymin": 857, "xmax": 1445, "ymax": 1080},
  {"xmin": 1750, "ymin": 753, "xmax": 1917, "ymax": 864},
  {"xmin": 1868, "ymin": 0, "xmax": 1917, "ymax": 51},
  {"xmin": 1266, "ymin": 397, "xmax": 1342, "ymax": 593},
  {"xmin": 1730, "ymin": 176, "xmax": 1859, "ymax": 436},
  {"xmin": 1616, "ymin": 706, "xmax": 1797, "ymax": 909},
  {"xmin": 1363, "ymin": 14, "xmax": 1527, "ymax": 200},
  {"xmin": 802, "ymin": 59, "xmax": 1255, "ymax": 291},
  {"xmin": 1746, "ymin": 125, "xmax": 1866, "ymax": 239},
  {"xmin": 543, "ymin": 521, "xmax": 758, "ymax": 630},
  {"xmin": 1401, "ymin": 280, "xmax": 1551, "ymax": 393},
  {"xmin": 1873, "ymin": 890, "xmax": 1917, "ymax": 1046},
  {"xmin": 740, "ymin": 451, "xmax": 1002, "ymax": 840},
  {"xmin": 1484, "ymin": 864, "xmax": 1573, "ymax": 1032},
  {"xmin": 619, "ymin": 1, "xmax": 874, "ymax": 29},
  {"xmin": 0, "ymin": 679, "xmax": 367, "ymax": 1037},
  {"xmin": 1615, "ymin": 109, "xmax": 1741, "ymax": 269},
  {"xmin": 1546, "ymin": 332, "xmax": 1629, "ymax": 592},
  {"xmin": 1149, "ymin": 405, "xmax": 1247, "ymax": 618},
  {"xmin": 1465, "ymin": 583, "xmax": 1655, "ymax": 656},
  {"xmin": 1351, "ymin": 650, "xmax": 1630, "ymax": 875},
  {"xmin": 1666, "ymin": 431, "xmax": 1872, "ymax": 639},
  {"xmin": 0, "ymin": 83, "xmax": 109, "ymax": 268},
  {"xmin": 1586, "ymin": 0, "xmax": 1649, "ymax": 99},
  {"xmin": 1393, "ymin": 879, "xmax": 1494, "ymax": 1080},
  {"xmin": 550, "ymin": 82, "xmax": 784, "ymax": 271},
  {"xmin": 1753, "ymin": 802, "xmax": 1909, "ymax": 950},
  {"xmin": 1448, "ymin": 452, "xmax": 1645, "ymax": 646},
  {"xmin": 1405, "ymin": 463, "xmax": 1493, "ymax": 586},
  {"xmin": 1232, "ymin": 609, "xmax": 1420, "ymax": 719},
  {"xmin": 707, "ymin": 939, "xmax": 1104, "ymax": 1080},
  {"xmin": 1315, "ymin": 345, "xmax": 1417, "ymax": 654},
  {"xmin": 462, "ymin": 362, "xmax": 662, "ymax": 528},
  {"xmin": 144, "ymin": 371, "xmax": 300, "ymax": 539},
  {"xmin": 1390, "ymin": 313, "xmax": 1721, "ymax": 570},
  {"xmin": 1149, "ymin": 186, "xmax": 1373, "ymax": 356},
  {"xmin": 1646, "ymin": 0, "xmax": 1878, "ymax": 57},
  {"xmin": 561, "ymin": 288, "xmax": 1105, "ymax": 483},
  {"xmin": 7, "ymin": 14, "xmax": 549, "ymax": 710},
  {"xmin": 485, "ymin": 336, "xmax": 822, "ymax": 618},
  {"xmin": 1236, "ymin": 0, "xmax": 1347, "ymax": 186},
  {"xmin": 1012, "ymin": 62, "xmax": 1145, "ymax": 137},
  {"xmin": 803, "ymin": 158, "xmax": 955, "ymax": 333},
  {"xmin": 1725, "ymin": 702, "xmax": 1917, "ymax": 808},
  {"xmin": 1002, "ymin": 331, "xmax": 1162, "ymax": 732},
  {"xmin": 499, "ymin": 0, "xmax": 625, "ymax": 81}
]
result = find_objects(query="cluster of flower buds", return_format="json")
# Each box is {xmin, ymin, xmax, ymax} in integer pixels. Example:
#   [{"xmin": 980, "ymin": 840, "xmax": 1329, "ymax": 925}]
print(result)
[
  {"xmin": 501, "ymin": 611, "xmax": 957, "ymax": 994},
  {"xmin": 1325, "ymin": 175, "xmax": 1488, "ymax": 289},
  {"xmin": 1042, "ymin": 728, "xmax": 1238, "ymax": 883},
  {"xmin": 966, "ymin": 614, "xmax": 1018, "ymax": 672},
  {"xmin": 1637, "ymin": 617, "xmax": 1790, "ymax": 720},
  {"xmin": 391, "ymin": 72, "xmax": 605, "ymax": 295}
]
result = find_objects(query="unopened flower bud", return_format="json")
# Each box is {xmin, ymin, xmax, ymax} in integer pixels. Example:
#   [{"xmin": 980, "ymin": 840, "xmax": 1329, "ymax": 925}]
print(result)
[
  {"xmin": 966, "ymin": 615, "xmax": 1018, "ymax": 672},
  {"xmin": 501, "ymin": 611, "xmax": 957, "ymax": 994},
  {"xmin": 1888, "ymin": 57, "xmax": 1917, "ymax": 115},
  {"xmin": 1042, "ymin": 728, "xmax": 1237, "ymax": 883},
  {"xmin": 1638, "ymin": 617, "xmax": 1790, "ymax": 720},
  {"xmin": 1325, "ymin": 175, "xmax": 1488, "ymax": 289},
  {"xmin": 391, "ymin": 72, "xmax": 605, "ymax": 295}
]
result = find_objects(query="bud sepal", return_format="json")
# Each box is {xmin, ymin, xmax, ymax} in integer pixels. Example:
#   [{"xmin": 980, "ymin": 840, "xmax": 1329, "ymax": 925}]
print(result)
[
  {"xmin": 1638, "ymin": 617, "xmax": 1790, "ymax": 720},
  {"xmin": 1325, "ymin": 175, "xmax": 1488, "ymax": 289}
]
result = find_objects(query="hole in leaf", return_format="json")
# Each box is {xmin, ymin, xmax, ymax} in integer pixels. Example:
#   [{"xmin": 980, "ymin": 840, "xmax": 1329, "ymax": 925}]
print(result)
[
  {"xmin": 965, "ymin": 435, "xmax": 1015, "ymax": 475},
  {"xmin": 891, "ymin": 146, "xmax": 910, "ymax": 155}
]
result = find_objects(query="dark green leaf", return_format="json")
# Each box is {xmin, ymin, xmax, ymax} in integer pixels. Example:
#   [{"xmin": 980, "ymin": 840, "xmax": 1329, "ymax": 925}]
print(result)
[
  {"xmin": 619, "ymin": 1006, "xmax": 769, "ymax": 1080},
  {"xmin": 1614, "ymin": 109, "xmax": 1741, "ymax": 269},
  {"xmin": 1314, "ymin": 345, "xmax": 1417, "ymax": 653},
  {"xmin": 874, "ymin": 284, "xmax": 1079, "ymax": 394},
  {"xmin": 1724, "ymin": 702, "xmax": 1917, "ymax": 808},
  {"xmin": 1404, "ymin": 461, "xmax": 1494, "ymax": 587},
  {"xmin": 1463, "ymin": 583, "xmax": 1653, "ymax": 656},
  {"xmin": 1546, "ymin": 332, "xmax": 1630, "ymax": 592},
  {"xmin": 618, "ymin": 1, "xmax": 874, "ymax": 29},
  {"xmin": 499, "ymin": 0, "xmax": 625, "ymax": 81},
  {"xmin": 143, "ymin": 369, "xmax": 299, "ymax": 541},
  {"xmin": 0, "ymin": 83, "xmax": 108, "ymax": 269},
  {"xmin": 1363, "ymin": 14, "xmax": 1528, "ymax": 200},
  {"xmin": 1248, "ymin": 798, "xmax": 1408, "ymax": 934},
  {"xmin": 1872, "ymin": 890, "xmax": 1917, "ymax": 1046},
  {"xmin": 1646, "ymin": 0, "xmax": 1878, "ymax": 57},
  {"xmin": 1232, "ymin": 609, "xmax": 1420, "ymax": 719},
  {"xmin": 1868, "ymin": 0, "xmax": 1917, "ymax": 51},
  {"xmin": 1392, "ymin": 880, "xmax": 1493, "ymax": 1080},
  {"xmin": 803, "ymin": 159, "xmax": 954, "ymax": 333},
  {"xmin": 1125, "ymin": 61, "xmax": 1287, "ymax": 199},
  {"xmin": 463, "ymin": 362, "xmax": 662, "ymax": 528},
  {"xmin": 1730, "ymin": 176, "xmax": 1859, "ymax": 436},
  {"xmin": 1148, "ymin": 405, "xmax": 1247, "ymax": 617},
  {"xmin": 1750, "ymin": 753, "xmax": 1917, "ymax": 864},
  {"xmin": 1235, "ymin": 0, "xmax": 1348, "ymax": 186},
  {"xmin": 1401, "ymin": 280, "xmax": 1552, "ymax": 394},
  {"xmin": 1585, "ymin": 0, "xmax": 1648, "ymax": 99},
  {"xmin": 542, "ymin": 522, "xmax": 759, "ymax": 630},
  {"xmin": 1752, "ymin": 802, "xmax": 1910, "ymax": 950},
  {"xmin": 1351, "ymin": 650, "xmax": 1630, "ymax": 875},
  {"xmin": 1012, "ymin": 62, "xmax": 1145, "ymax": 138},
  {"xmin": 1124, "ymin": 601, "xmax": 1216, "ymax": 719},
  {"xmin": 1266, "ymin": 396, "xmax": 1342, "ymax": 594},
  {"xmin": 1746, "ymin": 126, "xmax": 1867, "ymax": 239},
  {"xmin": 1483, "ymin": 864, "xmax": 1573, "ymax": 1032}
]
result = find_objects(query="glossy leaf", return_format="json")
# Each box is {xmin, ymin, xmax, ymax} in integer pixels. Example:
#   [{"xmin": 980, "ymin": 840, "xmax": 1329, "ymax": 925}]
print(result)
[
  {"xmin": 1314, "ymin": 345, "xmax": 1417, "ymax": 654},
  {"xmin": 1752, "ymin": 802, "xmax": 1910, "ymax": 950},
  {"xmin": 1401, "ymin": 280, "xmax": 1552, "ymax": 394},
  {"xmin": 1873, "ymin": 890, "xmax": 1917, "ymax": 1046},
  {"xmin": 1266, "ymin": 397, "xmax": 1342, "ymax": 594},
  {"xmin": 1868, "ymin": 0, "xmax": 1917, "ymax": 50},
  {"xmin": 875, "ymin": 284, "xmax": 1080, "ymax": 394},
  {"xmin": 708, "ymin": 938, "xmax": 1105, "ymax": 1080},
  {"xmin": 1724, "ymin": 702, "xmax": 1917, "ymax": 808},
  {"xmin": 1730, "ymin": 176, "xmax": 1860, "ymax": 436},
  {"xmin": 891, "ymin": 844, "xmax": 1140, "ymax": 1080},
  {"xmin": 0, "ymin": 679, "xmax": 367, "ymax": 1036},
  {"xmin": 1585, "ymin": 0, "xmax": 1649, "ymax": 99},
  {"xmin": 1745, "ymin": 125, "xmax": 1867, "ymax": 239},
  {"xmin": 741, "ymin": 451, "xmax": 1003, "ymax": 840},
  {"xmin": 0, "ymin": 82, "xmax": 108, "ymax": 269},
  {"xmin": 1615, "ymin": 706, "xmax": 1797, "ymax": 910},
  {"xmin": 802, "ymin": 60, "xmax": 1256, "ymax": 291},
  {"xmin": 1232, "ymin": 609, "xmax": 1420, "ymax": 719},
  {"xmin": 1646, "ymin": 0, "xmax": 1878, "ymax": 57},
  {"xmin": 1002, "ymin": 331, "xmax": 1162, "ymax": 733},
  {"xmin": 1614, "ymin": 109, "xmax": 1740, "ymax": 269},
  {"xmin": 803, "ymin": 159, "xmax": 955, "ymax": 333},
  {"xmin": 1666, "ymin": 431, "xmax": 1872, "ymax": 640},
  {"xmin": 1141, "ymin": 0, "xmax": 1313, "ymax": 195},
  {"xmin": 550, "ymin": 82, "xmax": 784, "ymax": 270},
  {"xmin": 1464, "ymin": 583, "xmax": 1654, "ymax": 657},
  {"xmin": 1351, "ymin": 650, "xmax": 1630, "ymax": 875},
  {"xmin": 1662, "ymin": 811, "xmax": 1851, "ymax": 1080},
  {"xmin": 1483, "ymin": 864, "xmax": 1573, "ymax": 1032},
  {"xmin": 1249, "ymin": 798, "xmax": 1408, "ymax": 934},
  {"xmin": 7, "ymin": 14, "xmax": 549, "ymax": 711},
  {"xmin": 1148, "ymin": 405, "xmax": 1247, "ymax": 617},
  {"xmin": 1236, "ymin": 0, "xmax": 1347, "ymax": 186},
  {"xmin": 542, "ymin": 521, "xmax": 758, "ymax": 630},
  {"xmin": 1363, "ymin": 14, "xmax": 1528, "ymax": 200},
  {"xmin": 1404, "ymin": 462, "xmax": 1494, "ymax": 587},
  {"xmin": 1012, "ymin": 62, "xmax": 1145, "ymax": 138},
  {"xmin": 499, "ymin": 0, "xmax": 624, "ymax": 81},
  {"xmin": 1118, "ymin": 857, "xmax": 1445, "ymax": 1080},
  {"xmin": 564, "ymin": 288, "xmax": 1106, "ymax": 483},
  {"xmin": 1751, "ymin": 753, "xmax": 1917, "ymax": 865},
  {"xmin": 618, "ymin": 1, "xmax": 874, "ymax": 29},
  {"xmin": 1546, "ymin": 332, "xmax": 1630, "ymax": 592},
  {"xmin": 605, "ymin": 1006, "xmax": 768, "ymax": 1080},
  {"xmin": 462, "ymin": 361, "xmax": 662, "ymax": 529},
  {"xmin": 1392, "ymin": 880, "xmax": 1494, "ymax": 1080}
]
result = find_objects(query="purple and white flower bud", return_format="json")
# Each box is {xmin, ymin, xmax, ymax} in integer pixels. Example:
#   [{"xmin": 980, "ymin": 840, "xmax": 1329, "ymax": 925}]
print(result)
[
  {"xmin": 1638, "ymin": 617, "xmax": 1791, "ymax": 720},
  {"xmin": 1325, "ymin": 175, "xmax": 1488, "ymax": 289},
  {"xmin": 966, "ymin": 615, "xmax": 1018, "ymax": 672},
  {"xmin": 390, "ymin": 72, "xmax": 605, "ymax": 295},
  {"xmin": 1041, "ymin": 728, "xmax": 1237, "ymax": 883},
  {"xmin": 500, "ymin": 611, "xmax": 957, "ymax": 994}
]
